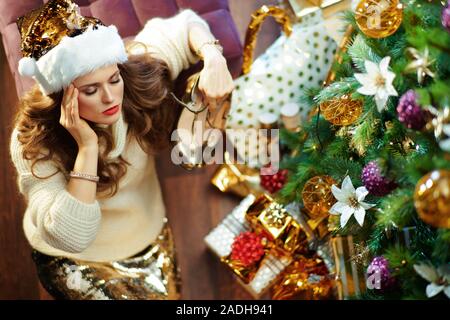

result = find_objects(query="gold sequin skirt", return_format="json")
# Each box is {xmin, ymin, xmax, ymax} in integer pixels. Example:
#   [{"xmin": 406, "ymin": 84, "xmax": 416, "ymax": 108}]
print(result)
[{"xmin": 32, "ymin": 219, "xmax": 181, "ymax": 300}]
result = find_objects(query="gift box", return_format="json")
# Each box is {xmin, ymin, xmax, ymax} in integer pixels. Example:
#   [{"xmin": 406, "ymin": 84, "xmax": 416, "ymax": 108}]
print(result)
[
  {"xmin": 330, "ymin": 235, "xmax": 367, "ymax": 299},
  {"xmin": 205, "ymin": 195, "xmax": 255, "ymax": 258},
  {"xmin": 204, "ymin": 194, "xmax": 311, "ymax": 298},
  {"xmin": 245, "ymin": 194, "xmax": 309, "ymax": 254},
  {"xmin": 271, "ymin": 254, "xmax": 335, "ymax": 300},
  {"xmin": 210, "ymin": 152, "xmax": 264, "ymax": 198}
]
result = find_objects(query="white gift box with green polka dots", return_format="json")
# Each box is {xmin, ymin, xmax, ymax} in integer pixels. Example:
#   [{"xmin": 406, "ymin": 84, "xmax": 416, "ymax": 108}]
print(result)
[{"xmin": 226, "ymin": 13, "xmax": 337, "ymax": 167}]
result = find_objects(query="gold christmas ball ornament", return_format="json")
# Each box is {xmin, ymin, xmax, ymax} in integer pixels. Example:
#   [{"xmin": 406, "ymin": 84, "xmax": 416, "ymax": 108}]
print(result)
[
  {"xmin": 414, "ymin": 170, "xmax": 450, "ymax": 229},
  {"xmin": 355, "ymin": 0, "xmax": 403, "ymax": 39},
  {"xmin": 320, "ymin": 95, "xmax": 363, "ymax": 126},
  {"xmin": 301, "ymin": 176, "xmax": 337, "ymax": 218}
]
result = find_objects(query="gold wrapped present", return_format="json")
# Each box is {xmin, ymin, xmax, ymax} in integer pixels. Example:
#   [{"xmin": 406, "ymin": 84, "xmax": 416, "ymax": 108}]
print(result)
[
  {"xmin": 211, "ymin": 152, "xmax": 264, "ymax": 198},
  {"xmin": 234, "ymin": 252, "xmax": 292, "ymax": 298},
  {"xmin": 221, "ymin": 238, "xmax": 290, "ymax": 288},
  {"xmin": 300, "ymin": 207, "xmax": 331, "ymax": 240},
  {"xmin": 246, "ymin": 194, "xmax": 310, "ymax": 254},
  {"xmin": 204, "ymin": 195, "xmax": 302, "ymax": 298},
  {"xmin": 330, "ymin": 235, "xmax": 367, "ymax": 299},
  {"xmin": 271, "ymin": 254, "xmax": 335, "ymax": 300}
]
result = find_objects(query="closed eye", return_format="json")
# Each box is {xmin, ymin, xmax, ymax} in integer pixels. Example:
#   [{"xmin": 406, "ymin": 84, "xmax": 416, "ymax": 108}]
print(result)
[
  {"xmin": 84, "ymin": 88, "xmax": 97, "ymax": 95},
  {"xmin": 81, "ymin": 71, "xmax": 121, "ymax": 95}
]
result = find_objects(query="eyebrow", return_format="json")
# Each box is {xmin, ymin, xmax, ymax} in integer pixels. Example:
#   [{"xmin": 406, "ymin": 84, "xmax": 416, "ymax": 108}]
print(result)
[{"xmin": 78, "ymin": 70, "xmax": 120, "ymax": 89}]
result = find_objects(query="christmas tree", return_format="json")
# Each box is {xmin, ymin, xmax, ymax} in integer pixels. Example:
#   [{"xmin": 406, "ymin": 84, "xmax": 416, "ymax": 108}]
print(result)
[{"xmin": 279, "ymin": 0, "xmax": 450, "ymax": 299}]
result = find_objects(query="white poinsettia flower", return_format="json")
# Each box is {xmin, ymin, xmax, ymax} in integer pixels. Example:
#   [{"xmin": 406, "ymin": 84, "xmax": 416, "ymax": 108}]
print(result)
[
  {"xmin": 329, "ymin": 176, "xmax": 375, "ymax": 228},
  {"xmin": 413, "ymin": 263, "xmax": 450, "ymax": 299},
  {"xmin": 354, "ymin": 56, "xmax": 398, "ymax": 113},
  {"xmin": 439, "ymin": 124, "xmax": 450, "ymax": 152}
]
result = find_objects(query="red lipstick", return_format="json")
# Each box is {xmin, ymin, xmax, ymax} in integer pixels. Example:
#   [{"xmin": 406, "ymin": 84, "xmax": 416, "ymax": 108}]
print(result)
[{"xmin": 103, "ymin": 105, "xmax": 119, "ymax": 116}]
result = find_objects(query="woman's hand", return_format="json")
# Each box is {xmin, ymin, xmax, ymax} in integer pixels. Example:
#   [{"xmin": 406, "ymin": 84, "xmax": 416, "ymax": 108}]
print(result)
[
  {"xmin": 60, "ymin": 84, "xmax": 98, "ymax": 149},
  {"xmin": 198, "ymin": 50, "xmax": 234, "ymax": 112}
]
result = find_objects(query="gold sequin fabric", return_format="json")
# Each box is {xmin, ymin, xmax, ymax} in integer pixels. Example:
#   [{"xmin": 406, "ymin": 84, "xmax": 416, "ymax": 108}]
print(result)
[
  {"xmin": 32, "ymin": 220, "xmax": 181, "ymax": 300},
  {"xmin": 17, "ymin": 0, "xmax": 103, "ymax": 59}
]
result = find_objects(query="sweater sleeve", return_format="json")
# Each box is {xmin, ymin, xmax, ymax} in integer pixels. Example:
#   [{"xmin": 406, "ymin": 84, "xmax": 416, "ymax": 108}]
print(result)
[
  {"xmin": 131, "ymin": 9, "xmax": 211, "ymax": 80},
  {"xmin": 9, "ymin": 128, "xmax": 101, "ymax": 254}
]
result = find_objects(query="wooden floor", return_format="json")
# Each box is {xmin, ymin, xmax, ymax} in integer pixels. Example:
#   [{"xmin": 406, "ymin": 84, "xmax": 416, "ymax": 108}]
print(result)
[{"xmin": 0, "ymin": 0, "xmax": 280, "ymax": 299}]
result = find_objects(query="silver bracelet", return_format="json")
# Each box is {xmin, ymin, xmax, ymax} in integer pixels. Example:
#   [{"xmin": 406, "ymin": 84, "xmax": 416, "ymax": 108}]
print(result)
[
  {"xmin": 195, "ymin": 39, "xmax": 223, "ymax": 59},
  {"xmin": 69, "ymin": 171, "xmax": 100, "ymax": 183}
]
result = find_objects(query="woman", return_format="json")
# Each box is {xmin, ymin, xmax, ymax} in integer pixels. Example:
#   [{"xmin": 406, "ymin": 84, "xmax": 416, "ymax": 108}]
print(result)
[{"xmin": 9, "ymin": 0, "xmax": 233, "ymax": 300}]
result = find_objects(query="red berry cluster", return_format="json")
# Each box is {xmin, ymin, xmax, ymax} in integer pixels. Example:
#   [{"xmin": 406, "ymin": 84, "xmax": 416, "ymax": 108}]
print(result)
[
  {"xmin": 260, "ymin": 165, "xmax": 288, "ymax": 194},
  {"xmin": 230, "ymin": 231, "xmax": 265, "ymax": 267}
]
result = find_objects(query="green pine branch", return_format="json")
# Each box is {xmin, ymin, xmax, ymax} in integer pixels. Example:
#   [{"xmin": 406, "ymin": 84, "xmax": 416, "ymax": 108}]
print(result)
[{"xmin": 376, "ymin": 188, "xmax": 415, "ymax": 228}]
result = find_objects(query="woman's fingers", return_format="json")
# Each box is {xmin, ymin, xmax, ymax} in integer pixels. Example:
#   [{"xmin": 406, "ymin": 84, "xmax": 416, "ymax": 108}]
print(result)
[
  {"xmin": 68, "ymin": 86, "xmax": 75, "ymax": 126},
  {"xmin": 62, "ymin": 84, "xmax": 73, "ymax": 108},
  {"xmin": 198, "ymin": 63, "xmax": 234, "ymax": 129},
  {"xmin": 71, "ymin": 88, "xmax": 79, "ymax": 123},
  {"xmin": 203, "ymin": 90, "xmax": 231, "ymax": 111},
  {"xmin": 61, "ymin": 86, "xmax": 68, "ymax": 107},
  {"xmin": 60, "ymin": 100, "xmax": 66, "ymax": 124},
  {"xmin": 207, "ymin": 97, "xmax": 218, "ymax": 112},
  {"xmin": 65, "ymin": 100, "xmax": 72, "ymax": 126},
  {"xmin": 201, "ymin": 79, "xmax": 234, "ymax": 100},
  {"xmin": 60, "ymin": 83, "xmax": 79, "ymax": 127},
  {"xmin": 71, "ymin": 100, "xmax": 77, "ymax": 125},
  {"xmin": 204, "ymin": 94, "xmax": 231, "ymax": 130},
  {"xmin": 69, "ymin": 87, "xmax": 80, "ymax": 126},
  {"xmin": 217, "ymin": 94, "xmax": 230, "ymax": 106},
  {"xmin": 60, "ymin": 85, "xmax": 72, "ymax": 124}
]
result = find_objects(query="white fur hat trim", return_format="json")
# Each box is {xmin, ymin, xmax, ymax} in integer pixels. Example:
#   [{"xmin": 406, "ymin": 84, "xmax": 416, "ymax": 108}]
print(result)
[{"xmin": 18, "ymin": 25, "xmax": 128, "ymax": 95}]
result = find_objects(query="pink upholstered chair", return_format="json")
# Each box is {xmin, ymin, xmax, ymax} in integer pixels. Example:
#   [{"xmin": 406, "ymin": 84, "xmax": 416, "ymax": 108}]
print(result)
[{"xmin": 0, "ymin": 0, "xmax": 243, "ymax": 98}]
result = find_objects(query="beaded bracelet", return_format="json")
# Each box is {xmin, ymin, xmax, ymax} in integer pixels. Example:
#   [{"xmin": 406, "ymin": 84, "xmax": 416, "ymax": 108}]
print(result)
[
  {"xmin": 69, "ymin": 171, "xmax": 100, "ymax": 183},
  {"xmin": 195, "ymin": 39, "xmax": 223, "ymax": 59}
]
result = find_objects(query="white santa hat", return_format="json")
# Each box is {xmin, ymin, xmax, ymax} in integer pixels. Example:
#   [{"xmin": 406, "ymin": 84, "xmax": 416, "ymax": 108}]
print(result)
[{"xmin": 17, "ymin": 0, "xmax": 128, "ymax": 95}]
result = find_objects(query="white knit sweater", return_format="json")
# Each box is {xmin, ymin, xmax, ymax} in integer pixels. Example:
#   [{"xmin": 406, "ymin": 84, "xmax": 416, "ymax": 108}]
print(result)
[{"xmin": 9, "ymin": 9, "xmax": 210, "ymax": 263}]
